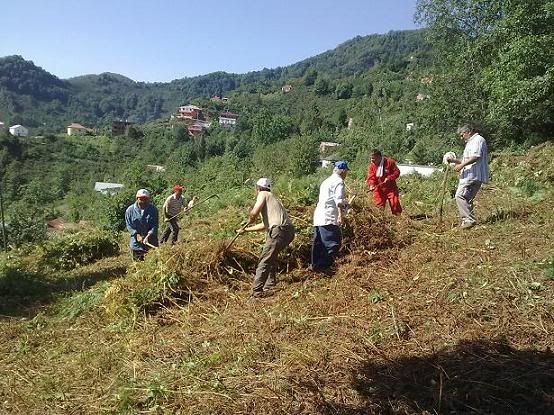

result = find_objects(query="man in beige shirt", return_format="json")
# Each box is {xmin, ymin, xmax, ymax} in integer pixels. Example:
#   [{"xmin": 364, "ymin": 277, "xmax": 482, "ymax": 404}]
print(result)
[
  {"xmin": 238, "ymin": 178, "xmax": 295, "ymax": 297},
  {"xmin": 160, "ymin": 184, "xmax": 186, "ymax": 244}
]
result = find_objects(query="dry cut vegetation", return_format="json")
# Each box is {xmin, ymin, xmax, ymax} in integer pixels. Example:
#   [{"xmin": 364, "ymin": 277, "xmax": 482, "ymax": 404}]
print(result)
[{"xmin": 1, "ymin": 145, "xmax": 553, "ymax": 414}]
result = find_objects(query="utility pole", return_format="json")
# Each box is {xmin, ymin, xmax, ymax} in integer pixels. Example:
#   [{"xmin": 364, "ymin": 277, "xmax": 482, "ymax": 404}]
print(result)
[{"xmin": 0, "ymin": 181, "xmax": 7, "ymax": 251}]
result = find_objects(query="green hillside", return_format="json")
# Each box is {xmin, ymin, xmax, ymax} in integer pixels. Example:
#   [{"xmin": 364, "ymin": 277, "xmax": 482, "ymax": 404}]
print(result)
[{"xmin": 0, "ymin": 30, "xmax": 427, "ymax": 130}]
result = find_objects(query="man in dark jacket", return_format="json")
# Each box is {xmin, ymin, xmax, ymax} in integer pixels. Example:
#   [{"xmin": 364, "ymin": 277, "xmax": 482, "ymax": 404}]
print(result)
[
  {"xmin": 366, "ymin": 149, "xmax": 402, "ymax": 215},
  {"xmin": 125, "ymin": 188, "xmax": 159, "ymax": 261}
]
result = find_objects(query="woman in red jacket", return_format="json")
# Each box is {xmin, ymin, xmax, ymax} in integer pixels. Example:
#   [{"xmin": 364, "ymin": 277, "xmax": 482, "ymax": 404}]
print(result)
[{"xmin": 366, "ymin": 149, "xmax": 402, "ymax": 215}]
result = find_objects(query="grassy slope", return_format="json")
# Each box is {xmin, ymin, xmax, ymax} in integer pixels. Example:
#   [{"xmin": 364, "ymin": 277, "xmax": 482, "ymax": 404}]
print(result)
[{"xmin": 1, "ymin": 145, "xmax": 553, "ymax": 414}]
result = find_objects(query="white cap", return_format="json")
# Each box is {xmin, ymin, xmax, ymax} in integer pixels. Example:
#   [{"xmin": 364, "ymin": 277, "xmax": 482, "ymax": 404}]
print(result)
[
  {"xmin": 136, "ymin": 188, "xmax": 150, "ymax": 198},
  {"xmin": 256, "ymin": 178, "xmax": 272, "ymax": 189},
  {"xmin": 443, "ymin": 151, "xmax": 457, "ymax": 165}
]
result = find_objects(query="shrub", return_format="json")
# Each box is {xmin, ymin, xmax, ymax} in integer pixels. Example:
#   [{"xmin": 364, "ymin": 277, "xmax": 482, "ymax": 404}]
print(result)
[{"xmin": 37, "ymin": 231, "xmax": 120, "ymax": 271}]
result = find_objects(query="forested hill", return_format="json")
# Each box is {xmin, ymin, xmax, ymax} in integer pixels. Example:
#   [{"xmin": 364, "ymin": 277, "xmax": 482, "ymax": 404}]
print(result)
[{"xmin": 0, "ymin": 30, "xmax": 426, "ymax": 130}]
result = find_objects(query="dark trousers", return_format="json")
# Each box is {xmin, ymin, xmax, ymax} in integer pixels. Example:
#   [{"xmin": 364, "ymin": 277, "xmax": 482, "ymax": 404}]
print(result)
[
  {"xmin": 131, "ymin": 249, "xmax": 147, "ymax": 261},
  {"xmin": 160, "ymin": 219, "xmax": 179, "ymax": 244},
  {"xmin": 253, "ymin": 224, "xmax": 295, "ymax": 295},
  {"xmin": 311, "ymin": 225, "xmax": 341, "ymax": 269}
]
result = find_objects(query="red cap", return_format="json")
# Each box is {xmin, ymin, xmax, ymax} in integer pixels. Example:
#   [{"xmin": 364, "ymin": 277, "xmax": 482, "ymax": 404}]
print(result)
[{"xmin": 173, "ymin": 184, "xmax": 184, "ymax": 192}]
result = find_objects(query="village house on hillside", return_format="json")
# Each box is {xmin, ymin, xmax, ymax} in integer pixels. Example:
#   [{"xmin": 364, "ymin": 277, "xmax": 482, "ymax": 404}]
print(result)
[
  {"xmin": 9, "ymin": 124, "xmax": 28, "ymax": 137},
  {"xmin": 67, "ymin": 122, "xmax": 92, "ymax": 136},
  {"xmin": 176, "ymin": 104, "xmax": 212, "ymax": 136},
  {"xmin": 112, "ymin": 120, "xmax": 132, "ymax": 137},
  {"xmin": 281, "ymin": 84, "xmax": 293, "ymax": 93},
  {"xmin": 94, "ymin": 182, "xmax": 123, "ymax": 195},
  {"xmin": 219, "ymin": 111, "xmax": 239, "ymax": 128},
  {"xmin": 319, "ymin": 141, "xmax": 341, "ymax": 168},
  {"xmin": 146, "ymin": 164, "xmax": 166, "ymax": 173},
  {"xmin": 177, "ymin": 105, "xmax": 204, "ymax": 120}
]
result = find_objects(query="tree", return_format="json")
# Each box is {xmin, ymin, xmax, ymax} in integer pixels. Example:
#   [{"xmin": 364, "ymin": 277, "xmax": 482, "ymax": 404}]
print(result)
[
  {"xmin": 336, "ymin": 82, "xmax": 353, "ymax": 99},
  {"xmin": 173, "ymin": 125, "xmax": 189, "ymax": 141},
  {"xmin": 314, "ymin": 78, "xmax": 331, "ymax": 96},
  {"xmin": 303, "ymin": 69, "xmax": 318, "ymax": 86},
  {"xmin": 415, "ymin": 0, "xmax": 554, "ymax": 144},
  {"xmin": 288, "ymin": 135, "xmax": 320, "ymax": 177}
]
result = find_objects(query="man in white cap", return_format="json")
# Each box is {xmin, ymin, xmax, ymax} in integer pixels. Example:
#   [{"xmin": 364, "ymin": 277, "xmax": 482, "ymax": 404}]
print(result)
[
  {"xmin": 237, "ymin": 178, "xmax": 295, "ymax": 297},
  {"xmin": 125, "ymin": 189, "xmax": 159, "ymax": 260},
  {"xmin": 311, "ymin": 160, "xmax": 350, "ymax": 274}
]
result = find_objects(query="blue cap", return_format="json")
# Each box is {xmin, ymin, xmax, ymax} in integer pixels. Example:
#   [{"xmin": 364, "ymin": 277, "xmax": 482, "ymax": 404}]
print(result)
[{"xmin": 335, "ymin": 160, "xmax": 349, "ymax": 170}]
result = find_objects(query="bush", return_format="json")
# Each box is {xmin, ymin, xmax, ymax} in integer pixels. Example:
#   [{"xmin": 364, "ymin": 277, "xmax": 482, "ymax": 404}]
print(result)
[{"xmin": 37, "ymin": 231, "xmax": 120, "ymax": 271}]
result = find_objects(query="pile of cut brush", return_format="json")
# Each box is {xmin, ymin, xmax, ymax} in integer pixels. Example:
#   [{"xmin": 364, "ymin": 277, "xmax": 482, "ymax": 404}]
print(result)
[
  {"xmin": 104, "ymin": 197, "xmax": 415, "ymax": 317},
  {"xmin": 104, "ymin": 238, "xmax": 258, "ymax": 317},
  {"xmin": 342, "ymin": 197, "xmax": 414, "ymax": 254}
]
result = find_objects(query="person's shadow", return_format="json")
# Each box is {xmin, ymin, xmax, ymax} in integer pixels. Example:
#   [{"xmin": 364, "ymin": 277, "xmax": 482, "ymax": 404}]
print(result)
[{"xmin": 317, "ymin": 339, "xmax": 554, "ymax": 414}]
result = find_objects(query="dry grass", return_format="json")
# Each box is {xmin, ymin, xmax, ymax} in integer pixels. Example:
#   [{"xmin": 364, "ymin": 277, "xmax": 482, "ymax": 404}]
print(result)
[{"xmin": 1, "ymin": 145, "xmax": 553, "ymax": 414}]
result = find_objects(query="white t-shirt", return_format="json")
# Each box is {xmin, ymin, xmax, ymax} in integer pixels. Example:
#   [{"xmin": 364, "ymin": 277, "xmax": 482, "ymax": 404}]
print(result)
[
  {"xmin": 313, "ymin": 173, "xmax": 345, "ymax": 226},
  {"xmin": 461, "ymin": 133, "xmax": 489, "ymax": 184}
]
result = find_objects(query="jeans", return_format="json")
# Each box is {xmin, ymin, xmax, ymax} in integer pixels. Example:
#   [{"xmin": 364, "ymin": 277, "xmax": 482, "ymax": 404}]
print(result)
[{"xmin": 311, "ymin": 225, "xmax": 341, "ymax": 269}]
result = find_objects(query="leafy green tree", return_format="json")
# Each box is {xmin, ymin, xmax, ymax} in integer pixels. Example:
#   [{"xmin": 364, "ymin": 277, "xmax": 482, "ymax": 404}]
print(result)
[
  {"xmin": 416, "ymin": 0, "xmax": 554, "ymax": 144},
  {"xmin": 173, "ymin": 125, "xmax": 189, "ymax": 141},
  {"xmin": 288, "ymin": 135, "xmax": 320, "ymax": 177},
  {"xmin": 336, "ymin": 82, "xmax": 353, "ymax": 99},
  {"xmin": 314, "ymin": 78, "xmax": 331, "ymax": 96},
  {"xmin": 303, "ymin": 69, "xmax": 318, "ymax": 86}
]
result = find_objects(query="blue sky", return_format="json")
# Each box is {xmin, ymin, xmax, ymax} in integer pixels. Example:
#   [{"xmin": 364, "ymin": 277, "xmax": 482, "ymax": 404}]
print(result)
[{"xmin": 0, "ymin": 0, "xmax": 418, "ymax": 82}]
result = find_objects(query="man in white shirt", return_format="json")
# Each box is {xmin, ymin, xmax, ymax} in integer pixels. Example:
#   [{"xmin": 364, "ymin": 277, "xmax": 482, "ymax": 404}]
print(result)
[
  {"xmin": 447, "ymin": 124, "xmax": 490, "ymax": 228},
  {"xmin": 310, "ymin": 161, "xmax": 349, "ymax": 273}
]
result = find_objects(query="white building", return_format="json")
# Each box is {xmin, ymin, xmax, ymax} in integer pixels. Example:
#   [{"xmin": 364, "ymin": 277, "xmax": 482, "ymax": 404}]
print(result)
[
  {"xmin": 397, "ymin": 164, "xmax": 439, "ymax": 177},
  {"xmin": 219, "ymin": 111, "xmax": 239, "ymax": 128},
  {"xmin": 9, "ymin": 124, "xmax": 28, "ymax": 137},
  {"xmin": 0, "ymin": 121, "xmax": 5, "ymax": 129},
  {"xmin": 146, "ymin": 164, "xmax": 166, "ymax": 172},
  {"xmin": 67, "ymin": 122, "xmax": 90, "ymax": 136},
  {"xmin": 94, "ymin": 182, "xmax": 124, "ymax": 195},
  {"xmin": 406, "ymin": 122, "xmax": 415, "ymax": 132}
]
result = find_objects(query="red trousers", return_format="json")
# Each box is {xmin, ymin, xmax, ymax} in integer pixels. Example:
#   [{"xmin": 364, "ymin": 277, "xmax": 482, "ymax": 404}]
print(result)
[{"xmin": 373, "ymin": 189, "xmax": 402, "ymax": 215}]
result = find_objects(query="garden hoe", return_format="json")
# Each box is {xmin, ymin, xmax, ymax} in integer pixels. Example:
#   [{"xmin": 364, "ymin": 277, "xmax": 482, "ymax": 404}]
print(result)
[
  {"xmin": 164, "ymin": 193, "xmax": 219, "ymax": 222},
  {"xmin": 224, "ymin": 222, "xmax": 249, "ymax": 252}
]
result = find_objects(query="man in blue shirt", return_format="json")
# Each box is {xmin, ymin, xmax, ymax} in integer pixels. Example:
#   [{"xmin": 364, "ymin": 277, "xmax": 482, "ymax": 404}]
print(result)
[
  {"xmin": 125, "ymin": 189, "xmax": 159, "ymax": 260},
  {"xmin": 447, "ymin": 124, "xmax": 490, "ymax": 228}
]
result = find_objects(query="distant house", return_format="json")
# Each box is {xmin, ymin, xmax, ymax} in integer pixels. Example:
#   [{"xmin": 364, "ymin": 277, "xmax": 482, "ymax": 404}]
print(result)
[
  {"xmin": 187, "ymin": 123, "xmax": 204, "ymax": 136},
  {"xmin": 222, "ymin": 97, "xmax": 229, "ymax": 103},
  {"xmin": 94, "ymin": 182, "xmax": 124, "ymax": 195},
  {"xmin": 210, "ymin": 96, "xmax": 221, "ymax": 102},
  {"xmin": 177, "ymin": 105, "xmax": 204, "ymax": 120},
  {"xmin": 281, "ymin": 84, "xmax": 293, "ymax": 93},
  {"xmin": 420, "ymin": 75, "xmax": 434, "ymax": 85},
  {"xmin": 397, "ymin": 164, "xmax": 438, "ymax": 177},
  {"xmin": 321, "ymin": 155, "xmax": 341, "ymax": 168},
  {"xmin": 146, "ymin": 164, "xmax": 166, "ymax": 173},
  {"xmin": 112, "ymin": 120, "xmax": 132, "ymax": 137},
  {"xmin": 416, "ymin": 93, "xmax": 430, "ymax": 102},
  {"xmin": 219, "ymin": 111, "xmax": 239, "ymax": 128},
  {"xmin": 406, "ymin": 122, "xmax": 415, "ymax": 132},
  {"xmin": 9, "ymin": 124, "xmax": 28, "ymax": 137},
  {"xmin": 319, "ymin": 141, "xmax": 340, "ymax": 154},
  {"xmin": 319, "ymin": 142, "xmax": 341, "ymax": 168},
  {"xmin": 67, "ymin": 122, "xmax": 91, "ymax": 136}
]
